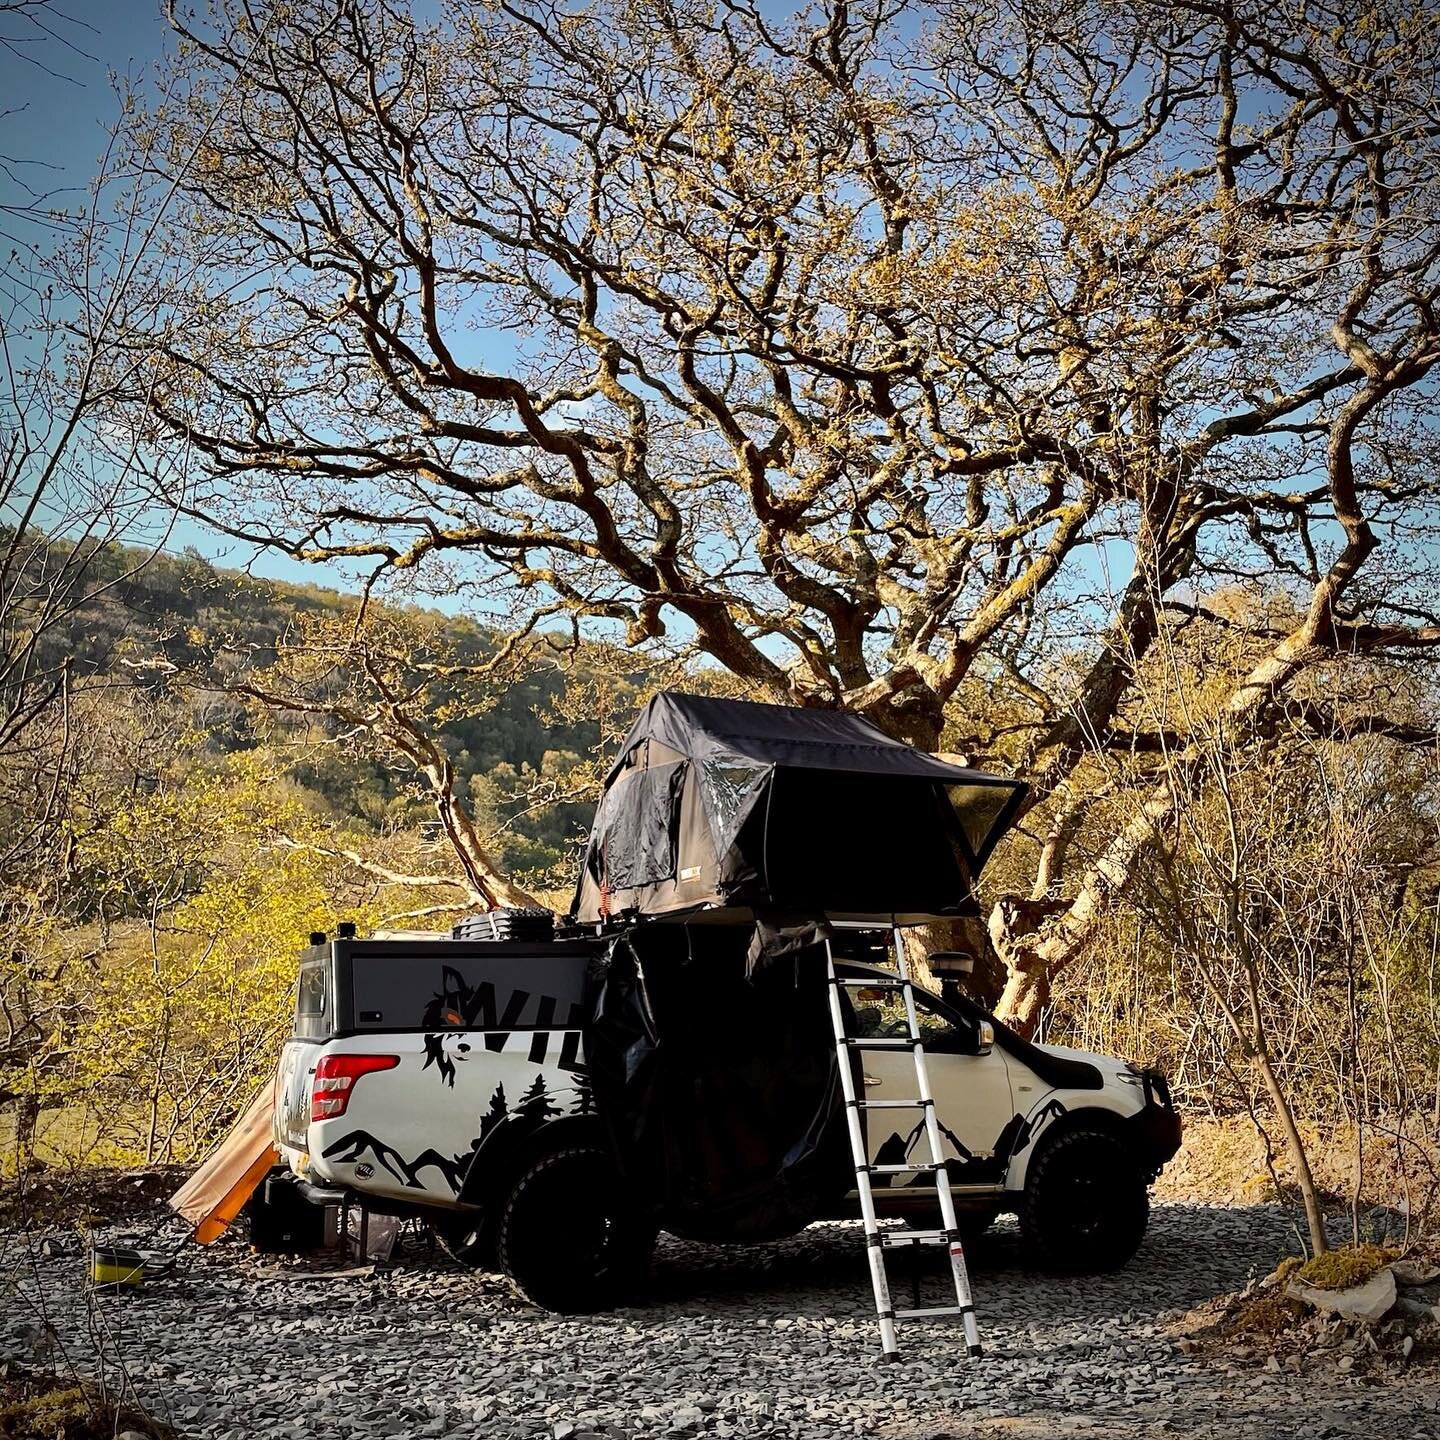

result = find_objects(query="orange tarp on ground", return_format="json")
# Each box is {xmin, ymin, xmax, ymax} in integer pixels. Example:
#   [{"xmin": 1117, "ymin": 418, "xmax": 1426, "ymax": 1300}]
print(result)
[{"xmin": 170, "ymin": 1081, "xmax": 278, "ymax": 1244}]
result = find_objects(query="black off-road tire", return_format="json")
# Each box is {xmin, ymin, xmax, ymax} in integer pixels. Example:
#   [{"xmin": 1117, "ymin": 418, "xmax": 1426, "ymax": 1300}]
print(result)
[
  {"xmin": 496, "ymin": 1143, "xmax": 654, "ymax": 1312},
  {"xmin": 1019, "ymin": 1124, "xmax": 1149, "ymax": 1272}
]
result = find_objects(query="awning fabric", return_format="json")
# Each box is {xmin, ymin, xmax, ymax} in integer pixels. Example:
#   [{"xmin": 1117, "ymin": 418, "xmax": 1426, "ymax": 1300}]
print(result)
[{"xmin": 169, "ymin": 1082, "xmax": 278, "ymax": 1244}]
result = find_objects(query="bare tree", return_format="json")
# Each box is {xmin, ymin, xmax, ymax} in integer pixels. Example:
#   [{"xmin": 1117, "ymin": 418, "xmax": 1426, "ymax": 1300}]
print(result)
[
  {"xmin": 110, "ymin": 0, "xmax": 1439, "ymax": 1026},
  {"xmin": 1131, "ymin": 713, "xmax": 1437, "ymax": 1256}
]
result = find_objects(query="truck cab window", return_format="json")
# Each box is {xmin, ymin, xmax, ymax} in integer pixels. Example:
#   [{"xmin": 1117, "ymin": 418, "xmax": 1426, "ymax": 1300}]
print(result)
[
  {"xmin": 295, "ymin": 965, "xmax": 329, "ymax": 1040},
  {"xmin": 848, "ymin": 982, "xmax": 978, "ymax": 1054}
]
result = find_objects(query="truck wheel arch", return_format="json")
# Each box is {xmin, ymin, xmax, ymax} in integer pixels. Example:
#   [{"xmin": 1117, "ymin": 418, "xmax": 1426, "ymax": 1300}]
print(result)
[
  {"xmin": 1005, "ymin": 1102, "xmax": 1137, "ymax": 1193},
  {"xmin": 456, "ymin": 1112, "xmax": 611, "ymax": 1213}
]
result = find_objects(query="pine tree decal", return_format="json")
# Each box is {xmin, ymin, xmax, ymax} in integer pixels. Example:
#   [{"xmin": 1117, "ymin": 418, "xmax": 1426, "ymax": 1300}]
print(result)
[
  {"xmin": 479, "ymin": 1082, "xmax": 508, "ymax": 1140},
  {"xmin": 573, "ymin": 1073, "xmax": 595, "ymax": 1115},
  {"xmin": 516, "ymin": 1073, "xmax": 560, "ymax": 1122}
]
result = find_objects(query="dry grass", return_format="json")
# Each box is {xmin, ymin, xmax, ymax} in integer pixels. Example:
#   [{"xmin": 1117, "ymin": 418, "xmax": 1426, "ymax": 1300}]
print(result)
[
  {"xmin": 0, "ymin": 1163, "xmax": 187, "ymax": 1229},
  {"xmin": 0, "ymin": 1366, "xmax": 174, "ymax": 1440},
  {"xmin": 1156, "ymin": 1113, "xmax": 1439, "ymax": 1227}
]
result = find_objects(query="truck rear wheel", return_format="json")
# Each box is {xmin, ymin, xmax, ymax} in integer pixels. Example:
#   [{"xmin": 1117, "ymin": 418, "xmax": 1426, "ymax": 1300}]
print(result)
[
  {"xmin": 496, "ymin": 1143, "xmax": 653, "ymax": 1312},
  {"xmin": 1019, "ymin": 1124, "xmax": 1148, "ymax": 1272}
]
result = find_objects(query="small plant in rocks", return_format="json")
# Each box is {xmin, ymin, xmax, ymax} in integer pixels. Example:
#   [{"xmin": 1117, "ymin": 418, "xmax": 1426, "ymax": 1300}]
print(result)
[
  {"xmin": 0, "ymin": 1365, "xmax": 174, "ymax": 1440},
  {"xmin": 1296, "ymin": 1245, "xmax": 1395, "ymax": 1292}
]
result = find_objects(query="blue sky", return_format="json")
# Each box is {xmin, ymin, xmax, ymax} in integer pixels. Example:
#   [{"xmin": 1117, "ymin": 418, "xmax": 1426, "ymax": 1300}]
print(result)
[
  {"xmin": 4, "ymin": 2, "xmax": 168, "ymax": 189},
  {"xmin": 6, "ymin": 4, "xmax": 1423, "ymax": 647},
  {"xmin": 1, "ymin": 0, "xmax": 390, "ymax": 593}
]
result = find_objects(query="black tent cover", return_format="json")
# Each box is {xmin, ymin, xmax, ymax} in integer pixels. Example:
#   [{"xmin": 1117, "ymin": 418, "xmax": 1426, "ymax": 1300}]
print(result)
[
  {"xmin": 588, "ymin": 925, "xmax": 852, "ymax": 1243},
  {"xmin": 571, "ymin": 691, "xmax": 1027, "ymax": 925}
]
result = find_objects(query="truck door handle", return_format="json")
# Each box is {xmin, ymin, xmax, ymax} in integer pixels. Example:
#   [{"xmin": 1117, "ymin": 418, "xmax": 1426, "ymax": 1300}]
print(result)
[{"xmin": 863, "ymin": 1074, "xmax": 881, "ymax": 1087}]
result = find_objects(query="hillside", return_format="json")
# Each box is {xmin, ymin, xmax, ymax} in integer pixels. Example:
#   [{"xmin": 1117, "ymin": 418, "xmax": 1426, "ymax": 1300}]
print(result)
[{"xmin": 39, "ymin": 534, "xmax": 610, "ymax": 882}]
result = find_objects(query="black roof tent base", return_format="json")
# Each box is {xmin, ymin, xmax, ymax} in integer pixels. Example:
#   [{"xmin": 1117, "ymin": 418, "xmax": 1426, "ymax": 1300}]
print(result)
[{"xmin": 601, "ymin": 908, "xmax": 979, "ymax": 927}]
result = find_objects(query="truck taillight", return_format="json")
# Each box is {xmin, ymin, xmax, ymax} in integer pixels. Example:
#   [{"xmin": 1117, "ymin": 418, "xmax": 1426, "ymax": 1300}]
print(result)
[{"xmin": 311, "ymin": 1054, "xmax": 399, "ymax": 1122}]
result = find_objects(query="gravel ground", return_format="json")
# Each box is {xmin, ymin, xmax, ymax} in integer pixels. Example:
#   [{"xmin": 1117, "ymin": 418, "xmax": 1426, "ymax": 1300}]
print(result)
[{"xmin": 3, "ymin": 1202, "xmax": 1433, "ymax": 1440}]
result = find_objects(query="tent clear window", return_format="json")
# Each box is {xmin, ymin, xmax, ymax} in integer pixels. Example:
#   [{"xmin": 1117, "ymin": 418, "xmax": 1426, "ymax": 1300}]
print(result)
[
  {"xmin": 945, "ymin": 782, "xmax": 1020, "ymax": 865},
  {"xmin": 602, "ymin": 760, "xmax": 688, "ymax": 889},
  {"xmin": 696, "ymin": 759, "xmax": 768, "ymax": 853}
]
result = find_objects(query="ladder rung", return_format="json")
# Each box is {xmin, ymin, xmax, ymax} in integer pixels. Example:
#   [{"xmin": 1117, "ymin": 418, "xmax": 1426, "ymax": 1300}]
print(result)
[
  {"xmin": 834, "ymin": 977, "xmax": 909, "ymax": 990},
  {"xmin": 895, "ymin": 1305, "xmax": 969, "ymax": 1320},
  {"xmin": 840, "ymin": 1037, "xmax": 916, "ymax": 1049},
  {"xmin": 857, "ymin": 1098, "xmax": 931, "ymax": 1109},
  {"xmin": 867, "ymin": 1161, "xmax": 940, "ymax": 1175},
  {"xmin": 880, "ymin": 1229, "xmax": 946, "ymax": 1246}
]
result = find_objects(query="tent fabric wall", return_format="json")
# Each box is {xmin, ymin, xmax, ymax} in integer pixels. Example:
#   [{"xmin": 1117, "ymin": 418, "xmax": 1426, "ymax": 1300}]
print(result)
[
  {"xmin": 587, "ymin": 925, "xmax": 851, "ymax": 1243},
  {"xmin": 573, "ymin": 692, "xmax": 1027, "ymax": 925}
]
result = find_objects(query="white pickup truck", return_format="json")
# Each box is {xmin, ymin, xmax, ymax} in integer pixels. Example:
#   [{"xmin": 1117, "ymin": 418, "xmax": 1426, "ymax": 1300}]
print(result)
[{"xmin": 268, "ymin": 929, "xmax": 1181, "ymax": 1311}]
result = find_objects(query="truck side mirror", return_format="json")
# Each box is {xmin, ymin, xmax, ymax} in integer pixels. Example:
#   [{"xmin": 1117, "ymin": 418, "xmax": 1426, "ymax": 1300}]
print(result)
[{"xmin": 977, "ymin": 1020, "xmax": 995, "ymax": 1055}]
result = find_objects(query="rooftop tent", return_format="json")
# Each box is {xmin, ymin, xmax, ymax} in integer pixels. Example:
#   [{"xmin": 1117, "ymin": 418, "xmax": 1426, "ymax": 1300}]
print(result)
[{"xmin": 571, "ymin": 692, "xmax": 1027, "ymax": 925}]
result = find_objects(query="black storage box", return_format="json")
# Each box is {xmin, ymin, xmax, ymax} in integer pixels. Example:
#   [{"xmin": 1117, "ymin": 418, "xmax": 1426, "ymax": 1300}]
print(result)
[
  {"xmin": 247, "ymin": 1173, "xmax": 340, "ymax": 1253},
  {"xmin": 451, "ymin": 907, "xmax": 556, "ymax": 943}
]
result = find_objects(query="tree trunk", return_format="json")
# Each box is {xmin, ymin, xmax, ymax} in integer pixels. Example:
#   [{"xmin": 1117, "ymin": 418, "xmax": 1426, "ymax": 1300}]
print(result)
[
  {"xmin": 990, "ymin": 628, "xmax": 1333, "ymax": 1036},
  {"xmin": 145, "ymin": 1003, "xmax": 173, "ymax": 1165},
  {"xmin": 387, "ymin": 709, "xmax": 543, "ymax": 911},
  {"xmin": 988, "ymin": 898, "xmax": 1061, "ymax": 1035},
  {"xmin": 994, "ymin": 964, "xmax": 1050, "ymax": 1038},
  {"xmin": 1252, "ymin": 1039, "xmax": 1329, "ymax": 1257},
  {"xmin": 10, "ymin": 1094, "xmax": 39, "ymax": 1173}
]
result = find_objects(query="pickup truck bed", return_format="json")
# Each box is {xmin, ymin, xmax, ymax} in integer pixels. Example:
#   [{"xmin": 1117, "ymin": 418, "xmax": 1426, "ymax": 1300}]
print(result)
[{"xmin": 275, "ymin": 936, "xmax": 602, "ymax": 1211}]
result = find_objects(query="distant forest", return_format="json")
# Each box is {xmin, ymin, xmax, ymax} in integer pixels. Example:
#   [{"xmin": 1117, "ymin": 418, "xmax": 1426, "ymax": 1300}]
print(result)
[{"xmin": 44, "ymin": 535, "xmax": 608, "ymax": 884}]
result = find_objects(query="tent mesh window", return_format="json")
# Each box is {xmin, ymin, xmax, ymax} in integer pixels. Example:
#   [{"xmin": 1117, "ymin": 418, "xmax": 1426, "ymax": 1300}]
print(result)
[
  {"xmin": 945, "ymin": 782, "xmax": 1023, "ymax": 869},
  {"xmin": 600, "ymin": 759, "xmax": 688, "ymax": 889}
]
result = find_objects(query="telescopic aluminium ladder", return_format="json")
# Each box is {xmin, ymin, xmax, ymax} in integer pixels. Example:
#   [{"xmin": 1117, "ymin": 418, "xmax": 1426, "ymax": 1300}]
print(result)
[{"xmin": 825, "ymin": 925, "xmax": 984, "ymax": 1362}]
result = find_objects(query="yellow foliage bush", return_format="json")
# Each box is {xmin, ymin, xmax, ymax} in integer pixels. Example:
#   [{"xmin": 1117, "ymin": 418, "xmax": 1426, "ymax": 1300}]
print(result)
[
  {"xmin": 0, "ymin": 1384, "xmax": 94, "ymax": 1438},
  {"xmin": 8, "ymin": 746, "xmax": 436, "ymax": 1166}
]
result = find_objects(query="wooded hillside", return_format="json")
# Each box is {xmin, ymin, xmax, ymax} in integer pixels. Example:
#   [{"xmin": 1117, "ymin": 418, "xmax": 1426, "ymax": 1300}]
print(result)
[{"xmin": 31, "ymin": 534, "xmax": 610, "ymax": 884}]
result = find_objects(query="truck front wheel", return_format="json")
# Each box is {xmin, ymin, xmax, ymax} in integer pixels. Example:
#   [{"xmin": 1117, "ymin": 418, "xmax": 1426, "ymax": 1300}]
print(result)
[
  {"xmin": 1019, "ymin": 1124, "xmax": 1149, "ymax": 1272},
  {"xmin": 496, "ymin": 1143, "xmax": 654, "ymax": 1312}
]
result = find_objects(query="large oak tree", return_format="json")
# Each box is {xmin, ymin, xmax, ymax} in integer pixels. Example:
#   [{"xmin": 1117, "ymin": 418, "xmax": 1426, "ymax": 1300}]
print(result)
[{"xmin": 117, "ymin": 0, "xmax": 1440, "ymax": 1030}]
